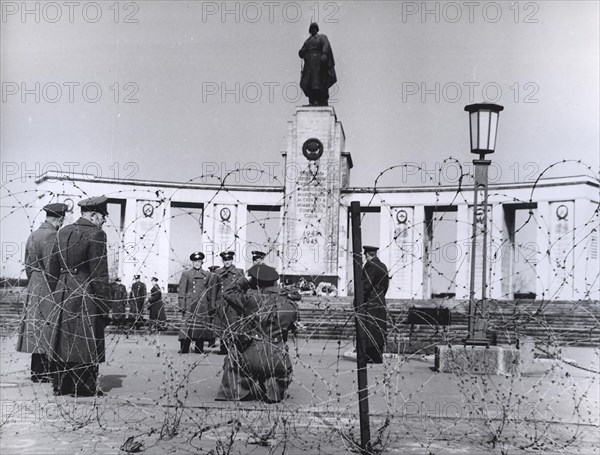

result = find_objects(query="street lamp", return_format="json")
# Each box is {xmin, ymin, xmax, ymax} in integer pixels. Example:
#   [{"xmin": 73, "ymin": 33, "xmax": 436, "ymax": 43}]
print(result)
[{"xmin": 464, "ymin": 103, "xmax": 504, "ymax": 345}]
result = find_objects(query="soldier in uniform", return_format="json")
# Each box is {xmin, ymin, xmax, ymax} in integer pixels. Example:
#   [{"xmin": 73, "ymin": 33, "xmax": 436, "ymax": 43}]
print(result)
[
  {"xmin": 110, "ymin": 278, "xmax": 128, "ymax": 326},
  {"xmin": 215, "ymin": 264, "xmax": 299, "ymax": 403},
  {"xmin": 16, "ymin": 203, "xmax": 68, "ymax": 382},
  {"xmin": 214, "ymin": 251, "xmax": 244, "ymax": 354},
  {"xmin": 47, "ymin": 197, "xmax": 111, "ymax": 396},
  {"xmin": 298, "ymin": 22, "xmax": 337, "ymax": 106},
  {"xmin": 148, "ymin": 277, "xmax": 166, "ymax": 328},
  {"xmin": 177, "ymin": 252, "xmax": 219, "ymax": 354},
  {"xmin": 361, "ymin": 246, "xmax": 390, "ymax": 364},
  {"xmin": 129, "ymin": 274, "xmax": 147, "ymax": 324},
  {"xmin": 251, "ymin": 250, "xmax": 266, "ymax": 265}
]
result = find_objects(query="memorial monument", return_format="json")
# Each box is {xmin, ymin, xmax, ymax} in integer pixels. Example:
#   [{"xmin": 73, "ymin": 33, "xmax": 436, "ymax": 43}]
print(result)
[{"xmin": 281, "ymin": 24, "xmax": 350, "ymax": 287}]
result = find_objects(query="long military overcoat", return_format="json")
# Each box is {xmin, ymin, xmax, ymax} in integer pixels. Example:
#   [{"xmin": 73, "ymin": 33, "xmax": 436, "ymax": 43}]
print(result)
[
  {"xmin": 214, "ymin": 265, "xmax": 244, "ymax": 334},
  {"xmin": 46, "ymin": 217, "xmax": 111, "ymax": 364},
  {"xmin": 148, "ymin": 283, "xmax": 166, "ymax": 321},
  {"xmin": 177, "ymin": 268, "xmax": 218, "ymax": 340},
  {"xmin": 216, "ymin": 285, "xmax": 299, "ymax": 402},
  {"xmin": 361, "ymin": 257, "xmax": 390, "ymax": 355},
  {"xmin": 16, "ymin": 221, "xmax": 59, "ymax": 354},
  {"xmin": 110, "ymin": 282, "xmax": 128, "ymax": 320}
]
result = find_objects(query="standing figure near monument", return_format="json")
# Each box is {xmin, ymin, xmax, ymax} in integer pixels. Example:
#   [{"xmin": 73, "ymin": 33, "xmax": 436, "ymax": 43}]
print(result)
[
  {"xmin": 177, "ymin": 252, "xmax": 219, "ymax": 354},
  {"xmin": 129, "ymin": 275, "xmax": 147, "ymax": 323},
  {"xmin": 215, "ymin": 264, "xmax": 299, "ymax": 403},
  {"xmin": 215, "ymin": 251, "xmax": 244, "ymax": 355},
  {"xmin": 110, "ymin": 278, "xmax": 128, "ymax": 326},
  {"xmin": 148, "ymin": 277, "xmax": 167, "ymax": 328},
  {"xmin": 16, "ymin": 203, "xmax": 68, "ymax": 383},
  {"xmin": 47, "ymin": 197, "xmax": 111, "ymax": 396},
  {"xmin": 361, "ymin": 246, "xmax": 390, "ymax": 364},
  {"xmin": 298, "ymin": 22, "xmax": 337, "ymax": 106}
]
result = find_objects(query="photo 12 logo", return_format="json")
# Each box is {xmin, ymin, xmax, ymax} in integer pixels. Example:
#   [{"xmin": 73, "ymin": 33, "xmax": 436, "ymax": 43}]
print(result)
[
  {"xmin": 2, "ymin": 82, "xmax": 139, "ymax": 104},
  {"xmin": 200, "ymin": 1, "xmax": 340, "ymax": 24},
  {"xmin": 1, "ymin": 1, "xmax": 140, "ymax": 24},
  {"xmin": 401, "ymin": 81, "xmax": 539, "ymax": 104},
  {"xmin": 401, "ymin": 1, "xmax": 540, "ymax": 24}
]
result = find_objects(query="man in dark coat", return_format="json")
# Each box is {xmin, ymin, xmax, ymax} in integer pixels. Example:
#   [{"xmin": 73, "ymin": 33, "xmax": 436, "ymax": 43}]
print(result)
[
  {"xmin": 129, "ymin": 275, "xmax": 147, "ymax": 323},
  {"xmin": 215, "ymin": 264, "xmax": 299, "ymax": 403},
  {"xmin": 148, "ymin": 276, "xmax": 166, "ymax": 328},
  {"xmin": 361, "ymin": 245, "xmax": 390, "ymax": 364},
  {"xmin": 214, "ymin": 251, "xmax": 244, "ymax": 354},
  {"xmin": 47, "ymin": 196, "xmax": 111, "ymax": 396},
  {"xmin": 110, "ymin": 278, "xmax": 128, "ymax": 326},
  {"xmin": 16, "ymin": 203, "xmax": 68, "ymax": 382},
  {"xmin": 298, "ymin": 22, "xmax": 337, "ymax": 106},
  {"xmin": 177, "ymin": 252, "xmax": 219, "ymax": 354}
]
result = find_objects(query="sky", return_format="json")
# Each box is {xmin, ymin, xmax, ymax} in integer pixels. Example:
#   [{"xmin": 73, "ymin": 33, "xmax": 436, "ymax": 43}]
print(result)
[{"xmin": 1, "ymin": 0, "xmax": 599, "ymax": 276}]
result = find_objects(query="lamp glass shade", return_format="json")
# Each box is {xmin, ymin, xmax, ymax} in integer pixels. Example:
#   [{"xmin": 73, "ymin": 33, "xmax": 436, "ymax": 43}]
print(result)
[{"xmin": 465, "ymin": 103, "xmax": 503, "ymax": 155}]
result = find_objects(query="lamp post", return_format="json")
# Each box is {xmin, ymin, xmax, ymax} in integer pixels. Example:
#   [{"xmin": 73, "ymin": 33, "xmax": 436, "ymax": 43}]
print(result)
[{"xmin": 464, "ymin": 103, "xmax": 504, "ymax": 345}]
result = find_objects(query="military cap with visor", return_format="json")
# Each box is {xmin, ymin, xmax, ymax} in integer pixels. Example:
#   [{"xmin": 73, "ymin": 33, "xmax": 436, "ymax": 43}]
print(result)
[
  {"xmin": 43, "ymin": 203, "xmax": 69, "ymax": 217},
  {"xmin": 189, "ymin": 252, "xmax": 205, "ymax": 261},
  {"xmin": 78, "ymin": 196, "xmax": 109, "ymax": 216}
]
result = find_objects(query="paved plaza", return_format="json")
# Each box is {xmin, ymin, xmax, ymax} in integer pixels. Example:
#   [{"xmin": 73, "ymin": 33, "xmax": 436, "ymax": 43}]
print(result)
[{"xmin": 1, "ymin": 334, "xmax": 598, "ymax": 454}]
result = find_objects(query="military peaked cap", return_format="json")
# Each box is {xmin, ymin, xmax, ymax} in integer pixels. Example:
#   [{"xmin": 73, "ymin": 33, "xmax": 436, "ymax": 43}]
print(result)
[
  {"xmin": 151, "ymin": 277, "xmax": 158, "ymax": 281},
  {"xmin": 133, "ymin": 274, "xmax": 141, "ymax": 279},
  {"xmin": 220, "ymin": 251, "xmax": 235, "ymax": 260},
  {"xmin": 251, "ymin": 250, "xmax": 266, "ymax": 261},
  {"xmin": 208, "ymin": 266, "xmax": 219, "ymax": 272},
  {"xmin": 78, "ymin": 196, "xmax": 109, "ymax": 216},
  {"xmin": 190, "ymin": 252, "xmax": 205, "ymax": 261},
  {"xmin": 43, "ymin": 203, "xmax": 68, "ymax": 217},
  {"xmin": 363, "ymin": 245, "xmax": 379, "ymax": 254},
  {"xmin": 247, "ymin": 264, "xmax": 279, "ymax": 283}
]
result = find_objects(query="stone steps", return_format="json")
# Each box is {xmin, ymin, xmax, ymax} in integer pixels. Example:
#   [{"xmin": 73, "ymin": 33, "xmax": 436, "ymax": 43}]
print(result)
[{"xmin": 2, "ymin": 290, "xmax": 598, "ymax": 348}]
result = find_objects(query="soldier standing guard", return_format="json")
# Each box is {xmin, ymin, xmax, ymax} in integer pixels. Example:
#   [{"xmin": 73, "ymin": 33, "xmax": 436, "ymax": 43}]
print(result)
[
  {"xmin": 16, "ymin": 203, "xmax": 68, "ymax": 383},
  {"xmin": 361, "ymin": 245, "xmax": 390, "ymax": 364},
  {"xmin": 148, "ymin": 277, "xmax": 166, "ymax": 328},
  {"xmin": 215, "ymin": 264, "xmax": 299, "ymax": 403},
  {"xmin": 129, "ymin": 275, "xmax": 147, "ymax": 325},
  {"xmin": 110, "ymin": 278, "xmax": 128, "ymax": 326},
  {"xmin": 177, "ymin": 252, "xmax": 219, "ymax": 354},
  {"xmin": 47, "ymin": 196, "xmax": 111, "ymax": 396},
  {"xmin": 215, "ymin": 251, "xmax": 244, "ymax": 355}
]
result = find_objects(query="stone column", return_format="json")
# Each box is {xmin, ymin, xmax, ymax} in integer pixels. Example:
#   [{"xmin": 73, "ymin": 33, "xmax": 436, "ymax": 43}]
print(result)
[{"xmin": 281, "ymin": 106, "xmax": 351, "ymax": 287}]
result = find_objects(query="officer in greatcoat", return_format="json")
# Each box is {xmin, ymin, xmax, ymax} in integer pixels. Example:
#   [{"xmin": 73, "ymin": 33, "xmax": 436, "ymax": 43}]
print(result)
[
  {"xmin": 177, "ymin": 252, "xmax": 219, "ymax": 354},
  {"xmin": 110, "ymin": 278, "xmax": 128, "ymax": 326},
  {"xmin": 214, "ymin": 251, "xmax": 244, "ymax": 354},
  {"xmin": 16, "ymin": 203, "xmax": 68, "ymax": 382},
  {"xmin": 47, "ymin": 196, "xmax": 111, "ymax": 396},
  {"xmin": 129, "ymin": 275, "xmax": 147, "ymax": 323},
  {"xmin": 361, "ymin": 245, "xmax": 390, "ymax": 364},
  {"xmin": 215, "ymin": 264, "xmax": 299, "ymax": 403},
  {"xmin": 148, "ymin": 276, "xmax": 166, "ymax": 328}
]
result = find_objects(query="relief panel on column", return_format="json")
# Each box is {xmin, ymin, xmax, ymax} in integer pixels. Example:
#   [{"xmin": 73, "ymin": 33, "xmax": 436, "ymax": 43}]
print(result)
[
  {"xmin": 548, "ymin": 201, "xmax": 575, "ymax": 299},
  {"xmin": 390, "ymin": 207, "xmax": 414, "ymax": 298}
]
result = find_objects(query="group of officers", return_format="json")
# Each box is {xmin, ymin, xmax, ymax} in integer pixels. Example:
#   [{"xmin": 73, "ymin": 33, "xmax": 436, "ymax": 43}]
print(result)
[
  {"xmin": 17, "ymin": 196, "xmax": 389, "ymax": 402},
  {"xmin": 109, "ymin": 274, "xmax": 167, "ymax": 328}
]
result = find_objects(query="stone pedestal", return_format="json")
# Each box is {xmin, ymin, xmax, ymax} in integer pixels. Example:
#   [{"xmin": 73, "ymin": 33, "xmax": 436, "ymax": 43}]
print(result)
[
  {"xmin": 435, "ymin": 344, "xmax": 520, "ymax": 375},
  {"xmin": 281, "ymin": 106, "xmax": 352, "ymax": 286}
]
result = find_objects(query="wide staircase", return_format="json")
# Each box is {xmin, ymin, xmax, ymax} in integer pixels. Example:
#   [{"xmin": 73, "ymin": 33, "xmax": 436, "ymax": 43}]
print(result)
[{"xmin": 2, "ymin": 289, "xmax": 598, "ymax": 352}]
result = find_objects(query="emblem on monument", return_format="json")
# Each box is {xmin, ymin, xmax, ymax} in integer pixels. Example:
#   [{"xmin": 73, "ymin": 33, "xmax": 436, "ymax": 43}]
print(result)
[
  {"xmin": 396, "ymin": 209, "xmax": 408, "ymax": 224},
  {"xmin": 220, "ymin": 207, "xmax": 231, "ymax": 221},
  {"xmin": 142, "ymin": 203, "xmax": 154, "ymax": 217},
  {"xmin": 302, "ymin": 138, "xmax": 324, "ymax": 161},
  {"xmin": 63, "ymin": 198, "xmax": 74, "ymax": 212},
  {"xmin": 556, "ymin": 204, "xmax": 568, "ymax": 220}
]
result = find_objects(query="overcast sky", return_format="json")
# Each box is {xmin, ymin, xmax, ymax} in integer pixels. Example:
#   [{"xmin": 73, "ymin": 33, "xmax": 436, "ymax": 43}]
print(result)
[{"xmin": 1, "ymin": 1, "xmax": 599, "ymax": 275}]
